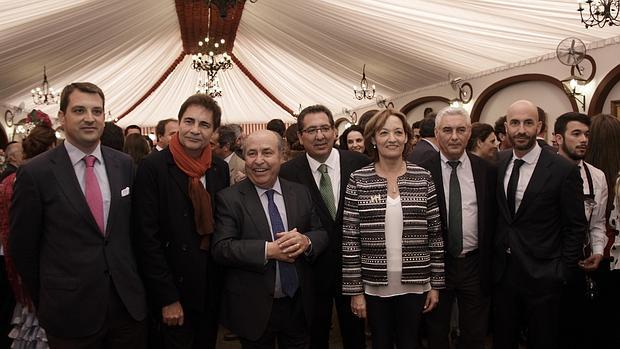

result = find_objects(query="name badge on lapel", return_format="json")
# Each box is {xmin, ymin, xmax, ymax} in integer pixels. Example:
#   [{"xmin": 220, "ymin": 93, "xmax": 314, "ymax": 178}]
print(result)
[{"xmin": 121, "ymin": 187, "xmax": 130, "ymax": 197}]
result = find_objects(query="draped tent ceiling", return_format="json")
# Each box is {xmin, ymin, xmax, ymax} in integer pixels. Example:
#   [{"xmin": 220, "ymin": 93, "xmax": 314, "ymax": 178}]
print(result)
[{"xmin": 1, "ymin": 0, "xmax": 620, "ymax": 127}]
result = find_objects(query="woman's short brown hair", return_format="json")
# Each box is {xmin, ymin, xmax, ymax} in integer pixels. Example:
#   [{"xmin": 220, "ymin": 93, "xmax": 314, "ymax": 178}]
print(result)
[
  {"xmin": 363, "ymin": 109, "xmax": 412, "ymax": 162},
  {"xmin": 22, "ymin": 126, "xmax": 57, "ymax": 159}
]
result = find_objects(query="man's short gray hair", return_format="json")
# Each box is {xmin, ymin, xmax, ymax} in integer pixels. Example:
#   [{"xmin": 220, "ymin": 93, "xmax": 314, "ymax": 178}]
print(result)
[{"xmin": 435, "ymin": 106, "xmax": 471, "ymax": 129}]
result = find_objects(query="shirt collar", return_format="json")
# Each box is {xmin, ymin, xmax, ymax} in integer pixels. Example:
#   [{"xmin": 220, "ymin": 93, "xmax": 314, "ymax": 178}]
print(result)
[
  {"xmin": 224, "ymin": 152, "xmax": 234, "ymax": 163},
  {"xmin": 306, "ymin": 148, "xmax": 339, "ymax": 173},
  {"xmin": 440, "ymin": 151, "xmax": 468, "ymax": 168},
  {"xmin": 255, "ymin": 178, "xmax": 283, "ymax": 197},
  {"xmin": 64, "ymin": 140, "xmax": 103, "ymax": 167},
  {"xmin": 513, "ymin": 141, "xmax": 541, "ymax": 165}
]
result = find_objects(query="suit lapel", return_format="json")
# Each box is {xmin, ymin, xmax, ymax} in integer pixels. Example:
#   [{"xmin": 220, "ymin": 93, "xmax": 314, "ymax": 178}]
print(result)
[
  {"xmin": 50, "ymin": 146, "xmax": 102, "ymax": 235},
  {"xmin": 239, "ymin": 180, "xmax": 272, "ymax": 241},
  {"xmin": 469, "ymin": 153, "xmax": 486, "ymax": 241},
  {"xmin": 102, "ymin": 147, "xmax": 121, "ymax": 236},
  {"xmin": 497, "ymin": 151, "xmax": 512, "ymax": 221},
  {"xmin": 166, "ymin": 151, "xmax": 190, "ymax": 199},
  {"xmin": 514, "ymin": 150, "xmax": 552, "ymax": 220},
  {"xmin": 281, "ymin": 179, "xmax": 299, "ymax": 231}
]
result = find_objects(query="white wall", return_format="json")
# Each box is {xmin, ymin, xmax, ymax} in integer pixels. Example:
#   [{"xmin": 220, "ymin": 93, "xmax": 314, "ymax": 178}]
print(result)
[
  {"xmin": 405, "ymin": 100, "xmax": 449, "ymax": 124},
  {"xmin": 349, "ymin": 41, "xmax": 620, "ymax": 139}
]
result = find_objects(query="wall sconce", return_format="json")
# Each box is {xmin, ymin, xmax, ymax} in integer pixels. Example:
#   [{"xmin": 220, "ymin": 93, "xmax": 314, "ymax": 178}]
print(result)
[
  {"xmin": 449, "ymin": 74, "xmax": 473, "ymax": 105},
  {"xmin": 561, "ymin": 75, "xmax": 587, "ymax": 111}
]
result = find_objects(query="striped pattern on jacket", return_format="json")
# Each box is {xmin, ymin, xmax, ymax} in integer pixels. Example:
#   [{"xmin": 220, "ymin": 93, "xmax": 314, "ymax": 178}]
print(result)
[{"xmin": 342, "ymin": 162, "xmax": 445, "ymax": 295}]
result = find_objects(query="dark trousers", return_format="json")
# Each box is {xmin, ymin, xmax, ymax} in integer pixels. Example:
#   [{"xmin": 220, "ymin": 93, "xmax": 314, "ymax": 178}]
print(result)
[
  {"xmin": 366, "ymin": 293, "xmax": 426, "ymax": 349},
  {"xmin": 240, "ymin": 294, "xmax": 309, "ymax": 349},
  {"xmin": 426, "ymin": 253, "xmax": 489, "ymax": 349},
  {"xmin": 0, "ymin": 257, "xmax": 15, "ymax": 349},
  {"xmin": 310, "ymin": 293, "xmax": 366, "ymax": 349},
  {"xmin": 559, "ymin": 269, "xmax": 588, "ymax": 349},
  {"xmin": 47, "ymin": 284, "xmax": 146, "ymax": 349},
  {"xmin": 160, "ymin": 307, "xmax": 218, "ymax": 349},
  {"xmin": 492, "ymin": 255, "xmax": 562, "ymax": 349}
]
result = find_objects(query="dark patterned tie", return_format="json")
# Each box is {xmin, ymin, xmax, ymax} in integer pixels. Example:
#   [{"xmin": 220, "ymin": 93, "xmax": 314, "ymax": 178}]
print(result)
[
  {"xmin": 447, "ymin": 160, "xmax": 462, "ymax": 257},
  {"xmin": 266, "ymin": 189, "xmax": 299, "ymax": 298},
  {"xmin": 507, "ymin": 159, "xmax": 526, "ymax": 217}
]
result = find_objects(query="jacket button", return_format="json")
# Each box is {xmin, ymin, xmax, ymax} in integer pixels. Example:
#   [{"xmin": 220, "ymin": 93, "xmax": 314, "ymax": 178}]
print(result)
[
  {"xmin": 183, "ymin": 212, "xmax": 188, "ymax": 217},
  {"xmin": 178, "ymin": 276, "xmax": 184, "ymax": 283},
  {"xmin": 164, "ymin": 241, "xmax": 170, "ymax": 248},
  {"xmin": 181, "ymin": 244, "xmax": 188, "ymax": 251}
]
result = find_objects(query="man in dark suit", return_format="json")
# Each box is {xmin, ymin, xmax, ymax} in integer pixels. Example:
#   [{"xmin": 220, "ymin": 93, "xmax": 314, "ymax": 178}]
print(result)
[
  {"xmin": 280, "ymin": 105, "xmax": 369, "ymax": 349},
  {"xmin": 133, "ymin": 94, "xmax": 229, "ymax": 349},
  {"xmin": 493, "ymin": 100, "xmax": 587, "ymax": 349},
  {"xmin": 10, "ymin": 82, "xmax": 147, "ymax": 348},
  {"xmin": 213, "ymin": 130, "xmax": 328, "ymax": 348},
  {"xmin": 407, "ymin": 115, "xmax": 438, "ymax": 164},
  {"xmin": 419, "ymin": 106, "xmax": 496, "ymax": 349}
]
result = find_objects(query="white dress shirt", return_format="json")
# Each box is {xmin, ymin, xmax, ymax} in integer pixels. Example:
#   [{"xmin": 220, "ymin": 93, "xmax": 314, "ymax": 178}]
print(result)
[
  {"xmin": 306, "ymin": 148, "xmax": 341, "ymax": 207},
  {"xmin": 503, "ymin": 142, "xmax": 543, "ymax": 213},
  {"xmin": 579, "ymin": 161, "xmax": 608, "ymax": 256},
  {"xmin": 440, "ymin": 152, "xmax": 479, "ymax": 254},
  {"xmin": 65, "ymin": 140, "xmax": 111, "ymax": 232}
]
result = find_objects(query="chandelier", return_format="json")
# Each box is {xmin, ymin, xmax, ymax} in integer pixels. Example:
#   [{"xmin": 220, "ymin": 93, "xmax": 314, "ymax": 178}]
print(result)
[
  {"xmin": 578, "ymin": 0, "xmax": 620, "ymax": 28},
  {"xmin": 196, "ymin": 76, "xmax": 222, "ymax": 98},
  {"xmin": 353, "ymin": 64, "xmax": 375, "ymax": 100},
  {"xmin": 31, "ymin": 66, "xmax": 59, "ymax": 105},
  {"xmin": 191, "ymin": 38, "xmax": 233, "ymax": 78}
]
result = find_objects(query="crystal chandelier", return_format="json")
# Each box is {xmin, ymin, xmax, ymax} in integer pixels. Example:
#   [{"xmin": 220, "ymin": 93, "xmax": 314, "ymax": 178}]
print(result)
[
  {"xmin": 31, "ymin": 66, "xmax": 60, "ymax": 105},
  {"xmin": 191, "ymin": 37, "xmax": 233, "ymax": 79},
  {"xmin": 353, "ymin": 64, "xmax": 375, "ymax": 100},
  {"xmin": 578, "ymin": 0, "xmax": 620, "ymax": 28},
  {"xmin": 196, "ymin": 76, "xmax": 223, "ymax": 98}
]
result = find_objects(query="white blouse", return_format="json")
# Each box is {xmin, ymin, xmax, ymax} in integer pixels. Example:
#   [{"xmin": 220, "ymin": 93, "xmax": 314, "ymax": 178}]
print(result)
[{"xmin": 365, "ymin": 195, "xmax": 431, "ymax": 297}]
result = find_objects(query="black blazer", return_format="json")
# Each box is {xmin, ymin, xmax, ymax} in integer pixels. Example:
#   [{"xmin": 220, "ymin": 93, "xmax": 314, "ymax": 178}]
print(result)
[
  {"xmin": 279, "ymin": 150, "xmax": 370, "ymax": 294},
  {"xmin": 407, "ymin": 138, "xmax": 438, "ymax": 165},
  {"xmin": 494, "ymin": 149, "xmax": 587, "ymax": 288},
  {"xmin": 132, "ymin": 148, "xmax": 229, "ymax": 312},
  {"xmin": 9, "ymin": 145, "xmax": 146, "ymax": 338},
  {"xmin": 419, "ymin": 152, "xmax": 497, "ymax": 295},
  {"xmin": 212, "ymin": 178, "xmax": 328, "ymax": 341}
]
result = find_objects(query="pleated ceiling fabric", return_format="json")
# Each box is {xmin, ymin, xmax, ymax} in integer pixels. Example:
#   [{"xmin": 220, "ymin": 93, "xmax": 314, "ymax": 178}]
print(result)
[{"xmin": 1, "ymin": 0, "xmax": 619, "ymax": 126}]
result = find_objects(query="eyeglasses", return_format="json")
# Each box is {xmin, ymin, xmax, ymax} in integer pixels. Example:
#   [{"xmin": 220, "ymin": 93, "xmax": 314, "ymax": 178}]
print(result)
[{"xmin": 301, "ymin": 125, "xmax": 333, "ymax": 136}]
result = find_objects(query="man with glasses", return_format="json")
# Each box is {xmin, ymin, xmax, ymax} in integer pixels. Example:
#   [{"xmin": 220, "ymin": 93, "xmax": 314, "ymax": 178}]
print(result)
[{"xmin": 280, "ymin": 105, "xmax": 369, "ymax": 349}]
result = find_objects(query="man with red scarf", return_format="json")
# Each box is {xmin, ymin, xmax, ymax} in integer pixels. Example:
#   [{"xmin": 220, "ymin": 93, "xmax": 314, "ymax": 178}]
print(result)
[{"xmin": 133, "ymin": 94, "xmax": 229, "ymax": 349}]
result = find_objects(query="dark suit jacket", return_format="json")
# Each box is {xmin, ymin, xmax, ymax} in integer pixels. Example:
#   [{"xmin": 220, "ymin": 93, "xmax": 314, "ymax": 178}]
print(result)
[
  {"xmin": 407, "ymin": 138, "xmax": 438, "ymax": 165},
  {"xmin": 9, "ymin": 145, "xmax": 146, "ymax": 338},
  {"xmin": 133, "ymin": 148, "xmax": 229, "ymax": 312},
  {"xmin": 494, "ymin": 149, "xmax": 587, "ymax": 289},
  {"xmin": 419, "ymin": 152, "xmax": 497, "ymax": 295},
  {"xmin": 279, "ymin": 150, "xmax": 370, "ymax": 294},
  {"xmin": 212, "ymin": 178, "xmax": 328, "ymax": 341},
  {"xmin": 537, "ymin": 138, "xmax": 556, "ymax": 153}
]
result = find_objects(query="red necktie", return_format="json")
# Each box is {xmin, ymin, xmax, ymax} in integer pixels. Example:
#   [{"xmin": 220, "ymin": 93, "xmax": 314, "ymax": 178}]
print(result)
[{"xmin": 84, "ymin": 155, "xmax": 105, "ymax": 235}]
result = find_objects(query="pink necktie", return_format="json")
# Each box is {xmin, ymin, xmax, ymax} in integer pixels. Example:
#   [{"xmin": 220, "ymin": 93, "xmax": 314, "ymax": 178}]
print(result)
[{"xmin": 84, "ymin": 155, "xmax": 105, "ymax": 235}]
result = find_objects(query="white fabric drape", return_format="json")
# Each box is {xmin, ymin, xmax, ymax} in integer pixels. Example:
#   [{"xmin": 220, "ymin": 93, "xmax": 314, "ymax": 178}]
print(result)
[{"xmin": 1, "ymin": 0, "xmax": 620, "ymax": 126}]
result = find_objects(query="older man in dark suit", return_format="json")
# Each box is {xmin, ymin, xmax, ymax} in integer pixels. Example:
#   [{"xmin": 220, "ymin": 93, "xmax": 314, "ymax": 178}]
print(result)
[
  {"xmin": 10, "ymin": 82, "xmax": 147, "ymax": 348},
  {"xmin": 280, "ymin": 105, "xmax": 369, "ymax": 349},
  {"xmin": 420, "ymin": 107, "xmax": 496, "ymax": 349},
  {"xmin": 493, "ymin": 100, "xmax": 587, "ymax": 349},
  {"xmin": 213, "ymin": 130, "xmax": 328, "ymax": 349},
  {"xmin": 133, "ymin": 94, "xmax": 229, "ymax": 349}
]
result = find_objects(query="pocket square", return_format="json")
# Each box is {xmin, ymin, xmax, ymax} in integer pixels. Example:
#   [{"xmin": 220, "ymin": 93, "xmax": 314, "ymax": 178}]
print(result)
[{"xmin": 121, "ymin": 187, "xmax": 130, "ymax": 197}]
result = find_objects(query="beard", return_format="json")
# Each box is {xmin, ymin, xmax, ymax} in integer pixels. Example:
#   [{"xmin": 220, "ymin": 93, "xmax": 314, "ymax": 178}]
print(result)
[
  {"xmin": 509, "ymin": 133, "xmax": 536, "ymax": 152},
  {"xmin": 561, "ymin": 142, "xmax": 585, "ymax": 161}
]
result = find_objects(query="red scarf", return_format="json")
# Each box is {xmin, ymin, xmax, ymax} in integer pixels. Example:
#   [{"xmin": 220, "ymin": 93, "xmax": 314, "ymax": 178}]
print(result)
[{"xmin": 169, "ymin": 134, "xmax": 214, "ymax": 250}]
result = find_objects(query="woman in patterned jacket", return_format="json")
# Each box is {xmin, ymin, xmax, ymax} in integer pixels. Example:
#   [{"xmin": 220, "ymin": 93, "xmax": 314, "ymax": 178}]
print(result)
[{"xmin": 342, "ymin": 109, "xmax": 445, "ymax": 348}]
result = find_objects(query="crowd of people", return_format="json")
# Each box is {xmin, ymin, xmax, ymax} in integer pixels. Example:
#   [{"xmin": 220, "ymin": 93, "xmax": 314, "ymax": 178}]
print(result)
[{"xmin": 0, "ymin": 81, "xmax": 619, "ymax": 349}]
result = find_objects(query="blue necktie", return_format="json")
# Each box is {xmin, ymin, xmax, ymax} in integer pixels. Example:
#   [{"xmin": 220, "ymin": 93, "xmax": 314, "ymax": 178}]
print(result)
[{"xmin": 266, "ymin": 189, "xmax": 299, "ymax": 298}]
